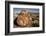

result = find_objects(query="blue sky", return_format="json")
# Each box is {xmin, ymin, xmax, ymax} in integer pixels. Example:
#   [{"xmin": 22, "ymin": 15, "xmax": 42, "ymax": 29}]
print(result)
[{"xmin": 13, "ymin": 8, "xmax": 39, "ymax": 13}]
